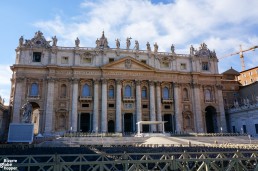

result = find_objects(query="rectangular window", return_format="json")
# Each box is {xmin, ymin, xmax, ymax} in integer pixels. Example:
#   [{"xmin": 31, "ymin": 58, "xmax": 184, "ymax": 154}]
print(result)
[
  {"xmin": 255, "ymin": 124, "xmax": 258, "ymax": 134},
  {"xmin": 142, "ymin": 104, "xmax": 148, "ymax": 108},
  {"xmin": 141, "ymin": 60, "xmax": 146, "ymax": 64},
  {"xmin": 232, "ymin": 126, "xmax": 235, "ymax": 133},
  {"xmin": 109, "ymin": 58, "xmax": 114, "ymax": 62},
  {"xmin": 82, "ymin": 103, "xmax": 90, "ymax": 108},
  {"xmin": 108, "ymin": 103, "xmax": 115, "ymax": 108},
  {"xmin": 202, "ymin": 62, "xmax": 209, "ymax": 71},
  {"xmin": 33, "ymin": 52, "xmax": 42, "ymax": 62},
  {"xmin": 250, "ymin": 71, "xmax": 252, "ymax": 76},
  {"xmin": 180, "ymin": 63, "xmax": 186, "ymax": 70},
  {"xmin": 81, "ymin": 57, "xmax": 92, "ymax": 64},
  {"xmin": 164, "ymin": 105, "xmax": 171, "ymax": 109},
  {"xmin": 243, "ymin": 125, "xmax": 247, "ymax": 133},
  {"xmin": 61, "ymin": 56, "xmax": 69, "ymax": 64}
]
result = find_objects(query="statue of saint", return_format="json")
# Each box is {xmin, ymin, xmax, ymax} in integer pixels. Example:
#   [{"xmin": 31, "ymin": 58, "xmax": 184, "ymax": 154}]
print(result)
[
  {"xmin": 190, "ymin": 45, "xmax": 194, "ymax": 55},
  {"xmin": 154, "ymin": 42, "xmax": 158, "ymax": 53},
  {"xmin": 115, "ymin": 39, "xmax": 120, "ymax": 49},
  {"xmin": 126, "ymin": 37, "xmax": 131, "ymax": 49},
  {"xmin": 171, "ymin": 44, "xmax": 175, "ymax": 53},
  {"xmin": 22, "ymin": 101, "xmax": 32, "ymax": 123},
  {"xmin": 75, "ymin": 37, "xmax": 80, "ymax": 47},
  {"xmin": 146, "ymin": 42, "xmax": 151, "ymax": 51},
  {"xmin": 134, "ymin": 40, "xmax": 139, "ymax": 50},
  {"xmin": 95, "ymin": 38, "xmax": 100, "ymax": 48},
  {"xmin": 19, "ymin": 36, "xmax": 24, "ymax": 47},
  {"xmin": 52, "ymin": 36, "xmax": 57, "ymax": 46}
]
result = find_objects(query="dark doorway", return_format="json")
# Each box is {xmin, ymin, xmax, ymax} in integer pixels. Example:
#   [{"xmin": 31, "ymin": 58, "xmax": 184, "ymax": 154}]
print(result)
[
  {"xmin": 124, "ymin": 113, "xmax": 133, "ymax": 132},
  {"xmin": 80, "ymin": 113, "xmax": 90, "ymax": 132},
  {"xmin": 205, "ymin": 106, "xmax": 217, "ymax": 133},
  {"xmin": 164, "ymin": 114, "xmax": 172, "ymax": 132},
  {"xmin": 142, "ymin": 124, "xmax": 149, "ymax": 133},
  {"xmin": 108, "ymin": 120, "xmax": 115, "ymax": 133}
]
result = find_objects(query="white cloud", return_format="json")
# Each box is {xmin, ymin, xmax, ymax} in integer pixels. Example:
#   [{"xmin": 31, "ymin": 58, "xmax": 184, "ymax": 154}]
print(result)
[
  {"xmin": 33, "ymin": 0, "xmax": 258, "ymax": 73},
  {"xmin": 0, "ymin": 65, "xmax": 12, "ymax": 105}
]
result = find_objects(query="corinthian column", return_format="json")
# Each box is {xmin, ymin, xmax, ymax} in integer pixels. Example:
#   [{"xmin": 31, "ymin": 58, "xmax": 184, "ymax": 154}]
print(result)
[
  {"xmin": 92, "ymin": 79, "xmax": 99, "ymax": 132},
  {"xmin": 101, "ymin": 79, "xmax": 107, "ymax": 132},
  {"xmin": 174, "ymin": 83, "xmax": 182, "ymax": 133},
  {"xmin": 149, "ymin": 81, "xmax": 156, "ymax": 132},
  {"xmin": 44, "ymin": 77, "xmax": 55, "ymax": 134},
  {"xmin": 192, "ymin": 83, "xmax": 204, "ymax": 133},
  {"xmin": 12, "ymin": 77, "xmax": 24, "ymax": 123},
  {"xmin": 116, "ymin": 79, "xmax": 122, "ymax": 132},
  {"xmin": 216, "ymin": 84, "xmax": 227, "ymax": 131},
  {"xmin": 136, "ymin": 80, "xmax": 142, "ymax": 132},
  {"xmin": 156, "ymin": 82, "xmax": 162, "ymax": 131},
  {"xmin": 70, "ymin": 78, "xmax": 79, "ymax": 132}
]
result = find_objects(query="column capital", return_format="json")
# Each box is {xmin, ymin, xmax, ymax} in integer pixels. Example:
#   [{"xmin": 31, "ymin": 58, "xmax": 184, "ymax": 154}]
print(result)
[
  {"xmin": 69, "ymin": 77, "xmax": 79, "ymax": 84},
  {"xmin": 116, "ymin": 79, "xmax": 122, "ymax": 85},
  {"xmin": 93, "ymin": 79, "xmax": 100, "ymax": 85},
  {"xmin": 191, "ymin": 83, "xmax": 200, "ymax": 88},
  {"xmin": 16, "ymin": 77, "xmax": 25, "ymax": 83},
  {"xmin": 174, "ymin": 82, "xmax": 181, "ymax": 88},
  {"xmin": 149, "ymin": 80, "xmax": 154, "ymax": 86},
  {"xmin": 135, "ymin": 80, "xmax": 141, "ymax": 86},
  {"xmin": 215, "ymin": 84, "xmax": 223, "ymax": 90},
  {"xmin": 155, "ymin": 81, "xmax": 161, "ymax": 87},
  {"xmin": 46, "ymin": 77, "xmax": 56, "ymax": 83},
  {"xmin": 101, "ymin": 78, "xmax": 107, "ymax": 84}
]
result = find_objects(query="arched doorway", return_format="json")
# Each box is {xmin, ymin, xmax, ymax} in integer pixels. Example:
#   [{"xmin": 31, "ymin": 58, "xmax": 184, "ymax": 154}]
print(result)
[
  {"xmin": 124, "ymin": 113, "xmax": 133, "ymax": 132},
  {"xmin": 205, "ymin": 106, "xmax": 218, "ymax": 133},
  {"xmin": 108, "ymin": 120, "xmax": 115, "ymax": 133},
  {"xmin": 30, "ymin": 102, "xmax": 40, "ymax": 135},
  {"xmin": 80, "ymin": 113, "xmax": 91, "ymax": 132},
  {"xmin": 163, "ymin": 114, "xmax": 172, "ymax": 132}
]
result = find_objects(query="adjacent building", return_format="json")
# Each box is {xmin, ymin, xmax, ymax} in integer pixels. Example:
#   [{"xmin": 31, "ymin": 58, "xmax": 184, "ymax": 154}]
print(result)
[
  {"xmin": 9, "ymin": 31, "xmax": 226, "ymax": 135},
  {"xmin": 0, "ymin": 97, "xmax": 9, "ymax": 141}
]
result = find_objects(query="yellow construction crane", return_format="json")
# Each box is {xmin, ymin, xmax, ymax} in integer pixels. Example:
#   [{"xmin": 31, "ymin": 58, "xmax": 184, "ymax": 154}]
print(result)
[{"xmin": 219, "ymin": 45, "xmax": 258, "ymax": 71}]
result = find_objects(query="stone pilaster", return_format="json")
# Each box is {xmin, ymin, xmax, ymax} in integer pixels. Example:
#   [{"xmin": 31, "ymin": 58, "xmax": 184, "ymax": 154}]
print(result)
[
  {"xmin": 174, "ymin": 83, "xmax": 182, "ymax": 133},
  {"xmin": 44, "ymin": 77, "xmax": 55, "ymax": 134},
  {"xmin": 192, "ymin": 83, "xmax": 204, "ymax": 133},
  {"xmin": 116, "ymin": 79, "xmax": 122, "ymax": 132},
  {"xmin": 216, "ymin": 84, "xmax": 227, "ymax": 131},
  {"xmin": 149, "ymin": 81, "xmax": 156, "ymax": 132},
  {"xmin": 92, "ymin": 79, "xmax": 99, "ymax": 132},
  {"xmin": 101, "ymin": 79, "xmax": 107, "ymax": 132},
  {"xmin": 12, "ymin": 77, "xmax": 24, "ymax": 123},
  {"xmin": 156, "ymin": 82, "xmax": 162, "ymax": 131},
  {"xmin": 70, "ymin": 78, "xmax": 79, "ymax": 132},
  {"xmin": 136, "ymin": 80, "xmax": 142, "ymax": 132}
]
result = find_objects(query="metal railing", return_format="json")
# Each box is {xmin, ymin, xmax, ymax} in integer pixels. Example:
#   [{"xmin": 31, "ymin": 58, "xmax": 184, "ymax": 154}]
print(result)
[{"xmin": 1, "ymin": 150, "xmax": 258, "ymax": 171}]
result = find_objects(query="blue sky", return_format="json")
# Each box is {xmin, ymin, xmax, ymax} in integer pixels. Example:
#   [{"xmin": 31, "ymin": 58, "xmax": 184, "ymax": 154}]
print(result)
[{"xmin": 1, "ymin": 0, "xmax": 258, "ymax": 105}]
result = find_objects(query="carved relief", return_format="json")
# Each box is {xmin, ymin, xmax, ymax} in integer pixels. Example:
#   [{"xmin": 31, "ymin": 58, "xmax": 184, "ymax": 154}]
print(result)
[{"xmin": 125, "ymin": 59, "xmax": 132, "ymax": 69}]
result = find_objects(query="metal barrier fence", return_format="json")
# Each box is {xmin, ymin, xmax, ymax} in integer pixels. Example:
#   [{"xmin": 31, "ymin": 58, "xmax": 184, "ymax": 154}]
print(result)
[{"xmin": 1, "ymin": 150, "xmax": 258, "ymax": 171}]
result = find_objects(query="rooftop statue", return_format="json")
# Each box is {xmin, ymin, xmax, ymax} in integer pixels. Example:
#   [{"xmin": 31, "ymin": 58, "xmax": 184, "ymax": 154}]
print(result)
[
  {"xmin": 19, "ymin": 36, "xmax": 24, "ymax": 47},
  {"xmin": 146, "ymin": 42, "xmax": 151, "ymax": 51},
  {"xmin": 171, "ymin": 44, "xmax": 175, "ymax": 53},
  {"xmin": 126, "ymin": 37, "xmax": 131, "ymax": 49},
  {"xmin": 52, "ymin": 36, "xmax": 58, "ymax": 46},
  {"xmin": 75, "ymin": 37, "xmax": 80, "ymax": 47},
  {"xmin": 154, "ymin": 42, "xmax": 158, "ymax": 53},
  {"xmin": 134, "ymin": 40, "xmax": 139, "ymax": 50},
  {"xmin": 115, "ymin": 39, "xmax": 120, "ymax": 49}
]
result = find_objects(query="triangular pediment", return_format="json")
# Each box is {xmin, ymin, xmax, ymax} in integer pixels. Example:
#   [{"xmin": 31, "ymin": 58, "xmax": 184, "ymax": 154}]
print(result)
[{"xmin": 101, "ymin": 56, "xmax": 156, "ymax": 71}]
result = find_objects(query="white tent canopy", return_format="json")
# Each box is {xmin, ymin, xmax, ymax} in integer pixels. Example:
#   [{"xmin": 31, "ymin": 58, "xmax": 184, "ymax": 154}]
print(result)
[{"xmin": 136, "ymin": 121, "xmax": 167, "ymax": 135}]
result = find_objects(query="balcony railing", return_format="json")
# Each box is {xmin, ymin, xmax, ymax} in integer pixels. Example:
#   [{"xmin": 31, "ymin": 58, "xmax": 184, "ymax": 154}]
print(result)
[
  {"xmin": 27, "ymin": 95, "xmax": 40, "ymax": 100},
  {"xmin": 123, "ymin": 96, "xmax": 135, "ymax": 102},
  {"xmin": 79, "ymin": 96, "xmax": 92, "ymax": 101},
  {"xmin": 162, "ymin": 98, "xmax": 173, "ymax": 103}
]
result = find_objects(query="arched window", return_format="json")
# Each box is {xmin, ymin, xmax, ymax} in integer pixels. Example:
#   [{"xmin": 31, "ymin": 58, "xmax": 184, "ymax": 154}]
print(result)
[
  {"xmin": 125, "ymin": 85, "xmax": 132, "ymax": 97},
  {"xmin": 141, "ymin": 86, "xmax": 147, "ymax": 99},
  {"xmin": 60, "ymin": 84, "xmax": 67, "ymax": 97},
  {"xmin": 183, "ymin": 88, "xmax": 188, "ymax": 100},
  {"xmin": 108, "ymin": 85, "xmax": 114, "ymax": 98},
  {"xmin": 30, "ymin": 83, "xmax": 38, "ymax": 96},
  {"xmin": 205, "ymin": 89, "xmax": 211, "ymax": 101},
  {"xmin": 163, "ymin": 87, "xmax": 169, "ymax": 99},
  {"xmin": 82, "ymin": 84, "xmax": 90, "ymax": 97}
]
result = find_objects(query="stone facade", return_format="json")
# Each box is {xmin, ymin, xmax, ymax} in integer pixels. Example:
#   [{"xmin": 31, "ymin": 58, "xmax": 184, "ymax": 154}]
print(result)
[
  {"xmin": 0, "ymin": 97, "xmax": 9, "ymax": 141},
  {"xmin": 10, "ymin": 31, "xmax": 226, "ymax": 135}
]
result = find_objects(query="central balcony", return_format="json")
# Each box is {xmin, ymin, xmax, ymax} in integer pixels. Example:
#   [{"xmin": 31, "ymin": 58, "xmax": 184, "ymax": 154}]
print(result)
[
  {"xmin": 79, "ymin": 96, "xmax": 92, "ymax": 102},
  {"xmin": 162, "ymin": 98, "xmax": 173, "ymax": 104},
  {"xmin": 123, "ymin": 96, "xmax": 135, "ymax": 102}
]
